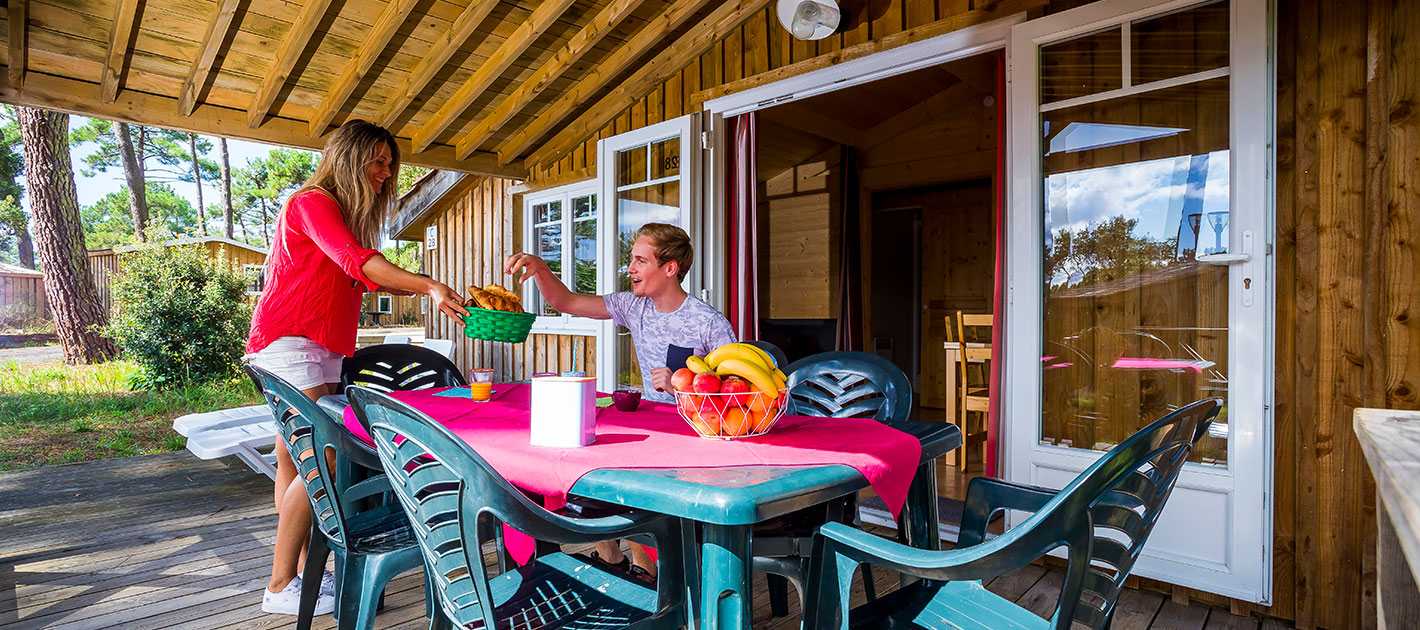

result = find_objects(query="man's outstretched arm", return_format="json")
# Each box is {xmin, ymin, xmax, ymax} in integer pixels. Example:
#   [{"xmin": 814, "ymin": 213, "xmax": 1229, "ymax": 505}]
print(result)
[{"xmin": 504, "ymin": 252, "xmax": 610, "ymax": 319}]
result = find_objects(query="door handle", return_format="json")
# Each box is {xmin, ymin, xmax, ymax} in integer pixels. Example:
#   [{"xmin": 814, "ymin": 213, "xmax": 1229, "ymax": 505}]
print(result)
[{"xmin": 1197, "ymin": 253, "xmax": 1250, "ymax": 265}]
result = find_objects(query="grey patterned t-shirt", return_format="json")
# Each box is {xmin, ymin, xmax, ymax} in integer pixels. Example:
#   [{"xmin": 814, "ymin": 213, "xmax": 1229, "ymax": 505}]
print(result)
[{"xmin": 603, "ymin": 292, "xmax": 737, "ymax": 403}]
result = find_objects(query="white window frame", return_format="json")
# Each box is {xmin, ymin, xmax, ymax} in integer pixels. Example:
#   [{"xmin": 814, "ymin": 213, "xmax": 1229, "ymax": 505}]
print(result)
[
  {"xmin": 597, "ymin": 115, "xmax": 700, "ymax": 393},
  {"xmin": 522, "ymin": 179, "xmax": 604, "ymax": 336},
  {"xmin": 243, "ymin": 264, "xmax": 266, "ymax": 295},
  {"xmin": 376, "ymin": 294, "xmax": 393, "ymax": 314}
]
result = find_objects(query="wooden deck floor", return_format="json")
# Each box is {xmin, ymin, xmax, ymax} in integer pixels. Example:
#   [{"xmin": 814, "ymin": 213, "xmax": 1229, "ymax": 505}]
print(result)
[{"xmin": 0, "ymin": 453, "xmax": 1296, "ymax": 630}]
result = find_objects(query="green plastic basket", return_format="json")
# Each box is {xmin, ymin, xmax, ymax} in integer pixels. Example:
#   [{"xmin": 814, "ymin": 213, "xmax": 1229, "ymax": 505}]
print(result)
[{"xmin": 463, "ymin": 308, "xmax": 536, "ymax": 343}]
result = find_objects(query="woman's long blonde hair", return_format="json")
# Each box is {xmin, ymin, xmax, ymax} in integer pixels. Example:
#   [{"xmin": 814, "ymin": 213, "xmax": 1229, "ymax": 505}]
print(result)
[{"xmin": 292, "ymin": 120, "xmax": 400, "ymax": 246}]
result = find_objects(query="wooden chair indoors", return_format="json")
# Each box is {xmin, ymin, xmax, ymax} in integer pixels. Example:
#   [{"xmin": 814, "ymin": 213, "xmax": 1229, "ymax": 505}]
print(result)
[{"xmin": 946, "ymin": 312, "xmax": 992, "ymax": 472}]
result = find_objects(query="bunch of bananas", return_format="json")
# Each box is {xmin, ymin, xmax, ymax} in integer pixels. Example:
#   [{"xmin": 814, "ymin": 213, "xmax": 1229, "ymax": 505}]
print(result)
[
  {"xmin": 464, "ymin": 283, "xmax": 524, "ymax": 313},
  {"xmin": 687, "ymin": 343, "xmax": 788, "ymax": 399}
]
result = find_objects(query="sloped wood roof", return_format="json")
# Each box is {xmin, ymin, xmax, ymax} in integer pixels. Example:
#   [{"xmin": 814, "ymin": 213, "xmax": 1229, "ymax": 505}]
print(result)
[{"xmin": 0, "ymin": 0, "xmax": 738, "ymax": 178}]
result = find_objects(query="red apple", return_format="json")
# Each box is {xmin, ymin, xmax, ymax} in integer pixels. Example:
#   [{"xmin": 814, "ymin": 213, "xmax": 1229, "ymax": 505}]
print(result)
[
  {"xmin": 671, "ymin": 368, "xmax": 696, "ymax": 392},
  {"xmin": 721, "ymin": 375, "xmax": 751, "ymax": 406},
  {"xmin": 692, "ymin": 372, "xmax": 722, "ymax": 394}
]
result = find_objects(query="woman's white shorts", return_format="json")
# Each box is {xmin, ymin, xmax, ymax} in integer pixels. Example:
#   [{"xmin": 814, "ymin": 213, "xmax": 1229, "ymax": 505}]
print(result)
[{"xmin": 243, "ymin": 336, "xmax": 344, "ymax": 391}]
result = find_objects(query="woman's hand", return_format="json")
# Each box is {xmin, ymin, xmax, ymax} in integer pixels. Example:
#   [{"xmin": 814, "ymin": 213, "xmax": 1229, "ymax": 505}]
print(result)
[
  {"xmin": 504, "ymin": 253, "xmax": 549, "ymax": 284},
  {"xmin": 427, "ymin": 282, "xmax": 469, "ymax": 321}
]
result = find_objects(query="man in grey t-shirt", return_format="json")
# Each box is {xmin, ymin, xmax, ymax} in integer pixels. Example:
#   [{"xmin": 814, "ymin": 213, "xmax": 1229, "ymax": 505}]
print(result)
[{"xmin": 504, "ymin": 222, "xmax": 736, "ymax": 577}]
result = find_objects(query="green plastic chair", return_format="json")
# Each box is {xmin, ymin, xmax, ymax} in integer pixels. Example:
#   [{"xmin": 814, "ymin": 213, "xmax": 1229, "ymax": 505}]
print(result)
[
  {"xmin": 783, "ymin": 351, "xmax": 914, "ymax": 423},
  {"xmin": 346, "ymin": 385, "xmax": 693, "ymax": 630},
  {"xmin": 247, "ymin": 365, "xmax": 433, "ymax": 630},
  {"xmin": 744, "ymin": 339, "xmax": 789, "ymax": 370},
  {"xmin": 753, "ymin": 351, "xmax": 916, "ymax": 616},
  {"xmin": 804, "ymin": 397, "xmax": 1222, "ymax": 630}
]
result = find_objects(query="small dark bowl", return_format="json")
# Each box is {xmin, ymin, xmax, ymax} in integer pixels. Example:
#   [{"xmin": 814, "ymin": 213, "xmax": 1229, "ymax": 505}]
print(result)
[{"xmin": 612, "ymin": 390, "xmax": 642, "ymax": 412}]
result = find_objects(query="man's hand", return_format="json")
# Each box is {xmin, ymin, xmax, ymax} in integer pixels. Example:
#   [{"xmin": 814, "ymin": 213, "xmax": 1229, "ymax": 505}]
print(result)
[
  {"xmin": 504, "ymin": 253, "xmax": 549, "ymax": 284},
  {"xmin": 649, "ymin": 367, "xmax": 673, "ymax": 393}
]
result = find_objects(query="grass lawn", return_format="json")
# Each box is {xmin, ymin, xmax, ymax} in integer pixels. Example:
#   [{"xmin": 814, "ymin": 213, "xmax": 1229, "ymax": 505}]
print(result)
[{"xmin": 0, "ymin": 357, "xmax": 262, "ymax": 471}]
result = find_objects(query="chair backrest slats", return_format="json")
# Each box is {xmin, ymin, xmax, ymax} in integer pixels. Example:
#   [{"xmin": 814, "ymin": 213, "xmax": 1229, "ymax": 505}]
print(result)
[
  {"xmin": 248, "ymin": 365, "xmax": 391, "ymax": 550},
  {"xmin": 784, "ymin": 351, "xmax": 913, "ymax": 424},
  {"xmin": 340, "ymin": 344, "xmax": 467, "ymax": 394}
]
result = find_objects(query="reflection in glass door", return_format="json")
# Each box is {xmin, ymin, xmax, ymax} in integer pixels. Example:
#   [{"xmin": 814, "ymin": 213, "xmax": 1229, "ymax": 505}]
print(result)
[
  {"xmin": 1039, "ymin": 1, "xmax": 1232, "ymax": 463},
  {"xmin": 1007, "ymin": 0, "xmax": 1272, "ymax": 601}
]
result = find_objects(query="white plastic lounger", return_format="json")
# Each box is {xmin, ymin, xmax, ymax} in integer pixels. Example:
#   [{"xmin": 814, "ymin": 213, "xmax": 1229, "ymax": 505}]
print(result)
[
  {"xmin": 173, "ymin": 397, "xmax": 350, "ymax": 479},
  {"xmin": 172, "ymin": 404, "xmax": 279, "ymax": 479}
]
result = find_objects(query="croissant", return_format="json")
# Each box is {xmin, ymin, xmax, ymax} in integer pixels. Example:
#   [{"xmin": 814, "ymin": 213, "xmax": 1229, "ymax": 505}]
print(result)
[{"xmin": 483, "ymin": 284, "xmax": 522, "ymax": 308}]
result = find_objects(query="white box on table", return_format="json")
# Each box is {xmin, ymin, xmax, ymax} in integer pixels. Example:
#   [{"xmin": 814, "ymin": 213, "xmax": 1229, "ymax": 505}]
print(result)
[{"xmin": 529, "ymin": 376, "xmax": 597, "ymax": 447}]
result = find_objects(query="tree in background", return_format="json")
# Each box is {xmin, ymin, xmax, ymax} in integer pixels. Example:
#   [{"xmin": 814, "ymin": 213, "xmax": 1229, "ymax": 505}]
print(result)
[
  {"xmin": 233, "ymin": 148, "xmax": 315, "ymax": 246},
  {"xmin": 82, "ymin": 183, "xmax": 199, "ymax": 249},
  {"xmin": 188, "ymin": 133, "xmax": 206, "ymax": 236},
  {"xmin": 218, "ymin": 137, "xmax": 233, "ymax": 238},
  {"xmin": 382, "ymin": 240, "xmax": 421, "ymax": 273},
  {"xmin": 396, "ymin": 165, "xmax": 430, "ymax": 196},
  {"xmin": 18, "ymin": 107, "xmax": 116, "ymax": 363},
  {"xmin": 71, "ymin": 120, "xmax": 218, "ymax": 241},
  {"xmin": 0, "ymin": 107, "xmax": 31, "ymax": 268}
]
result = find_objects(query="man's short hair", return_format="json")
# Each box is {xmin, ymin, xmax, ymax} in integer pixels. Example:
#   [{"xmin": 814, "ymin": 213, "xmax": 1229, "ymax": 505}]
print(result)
[{"xmin": 635, "ymin": 223, "xmax": 693, "ymax": 282}]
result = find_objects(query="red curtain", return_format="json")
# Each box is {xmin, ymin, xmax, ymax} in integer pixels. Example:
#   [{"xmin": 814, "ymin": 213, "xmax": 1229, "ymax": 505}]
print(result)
[
  {"xmin": 986, "ymin": 52, "xmax": 1006, "ymax": 478},
  {"xmin": 725, "ymin": 113, "xmax": 760, "ymax": 341}
]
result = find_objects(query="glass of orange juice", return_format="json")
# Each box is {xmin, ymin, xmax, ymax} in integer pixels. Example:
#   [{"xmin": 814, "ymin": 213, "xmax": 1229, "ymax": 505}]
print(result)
[{"xmin": 468, "ymin": 368, "xmax": 494, "ymax": 402}]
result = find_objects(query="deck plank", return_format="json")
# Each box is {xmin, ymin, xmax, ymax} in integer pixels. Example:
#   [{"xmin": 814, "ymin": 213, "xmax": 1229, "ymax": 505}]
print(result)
[{"xmin": 0, "ymin": 453, "xmax": 1304, "ymax": 630}]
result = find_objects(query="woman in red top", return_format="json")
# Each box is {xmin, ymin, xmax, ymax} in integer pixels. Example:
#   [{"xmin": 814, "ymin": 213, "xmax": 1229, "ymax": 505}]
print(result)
[{"xmin": 245, "ymin": 120, "xmax": 467, "ymax": 615}]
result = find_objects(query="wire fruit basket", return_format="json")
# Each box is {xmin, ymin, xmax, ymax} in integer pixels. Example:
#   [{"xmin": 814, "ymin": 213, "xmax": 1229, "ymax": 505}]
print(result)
[{"xmin": 673, "ymin": 388, "xmax": 789, "ymax": 439}]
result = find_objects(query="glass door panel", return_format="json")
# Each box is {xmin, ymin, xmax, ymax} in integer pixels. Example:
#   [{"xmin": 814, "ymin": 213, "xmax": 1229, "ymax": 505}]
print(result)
[
  {"xmin": 1040, "ymin": 74, "xmax": 1231, "ymax": 464},
  {"xmin": 1007, "ymin": 0, "xmax": 1272, "ymax": 602},
  {"xmin": 612, "ymin": 136, "xmax": 687, "ymax": 390}
]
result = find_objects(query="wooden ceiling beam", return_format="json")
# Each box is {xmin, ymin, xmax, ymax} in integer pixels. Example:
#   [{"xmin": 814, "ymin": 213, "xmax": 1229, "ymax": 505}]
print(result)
[
  {"xmin": 178, "ymin": 0, "xmax": 242, "ymax": 117},
  {"xmin": 522, "ymin": 0, "xmax": 775, "ymax": 167},
  {"xmin": 454, "ymin": 0, "xmax": 648, "ymax": 159},
  {"xmin": 763, "ymin": 104, "xmax": 865, "ymax": 148},
  {"xmin": 410, "ymin": 0, "xmax": 578, "ymax": 154},
  {"xmin": 375, "ymin": 0, "xmax": 501, "ymax": 129},
  {"xmin": 100, "ymin": 0, "xmax": 142, "ymax": 103},
  {"xmin": 308, "ymin": 0, "xmax": 422, "ymax": 137},
  {"xmin": 860, "ymin": 80, "xmax": 978, "ymax": 149},
  {"xmin": 247, "ymin": 0, "xmax": 336, "ymax": 127},
  {"xmin": 492, "ymin": 0, "xmax": 720, "ymax": 163},
  {"xmin": 8, "ymin": 0, "xmax": 26, "ymax": 89},
  {"xmin": 0, "ymin": 72, "xmax": 525, "ymax": 179}
]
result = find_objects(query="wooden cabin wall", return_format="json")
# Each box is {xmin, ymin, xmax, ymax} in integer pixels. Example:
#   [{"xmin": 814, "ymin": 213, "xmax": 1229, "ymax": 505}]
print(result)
[
  {"xmin": 360, "ymin": 294, "xmax": 422, "ymax": 327},
  {"xmin": 0, "ymin": 274, "xmax": 47, "ymax": 319},
  {"xmin": 421, "ymin": 177, "xmax": 595, "ymax": 381},
  {"xmin": 760, "ymin": 148, "xmax": 840, "ymax": 320}
]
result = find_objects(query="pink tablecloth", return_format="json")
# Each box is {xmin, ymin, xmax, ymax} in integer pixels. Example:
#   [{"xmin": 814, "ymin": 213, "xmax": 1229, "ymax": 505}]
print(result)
[{"xmin": 342, "ymin": 384, "xmax": 923, "ymax": 561}]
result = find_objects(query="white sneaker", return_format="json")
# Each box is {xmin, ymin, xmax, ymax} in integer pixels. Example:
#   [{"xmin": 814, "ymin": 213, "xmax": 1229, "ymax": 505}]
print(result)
[
  {"xmin": 319, "ymin": 571, "xmax": 336, "ymax": 597},
  {"xmin": 262, "ymin": 576, "xmax": 335, "ymax": 616}
]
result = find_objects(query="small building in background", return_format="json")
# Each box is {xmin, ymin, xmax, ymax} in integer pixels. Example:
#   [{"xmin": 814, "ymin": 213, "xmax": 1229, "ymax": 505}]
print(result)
[
  {"xmin": 0, "ymin": 261, "xmax": 47, "ymax": 322},
  {"xmin": 87, "ymin": 236, "xmax": 269, "ymax": 315}
]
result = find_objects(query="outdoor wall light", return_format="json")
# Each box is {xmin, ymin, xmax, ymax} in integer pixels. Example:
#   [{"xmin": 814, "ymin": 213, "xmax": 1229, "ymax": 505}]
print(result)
[{"xmin": 778, "ymin": 0, "xmax": 841, "ymax": 40}]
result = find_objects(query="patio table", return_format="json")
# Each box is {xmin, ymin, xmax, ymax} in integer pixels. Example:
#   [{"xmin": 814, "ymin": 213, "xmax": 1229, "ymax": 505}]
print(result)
[{"xmin": 342, "ymin": 384, "xmax": 961, "ymax": 630}]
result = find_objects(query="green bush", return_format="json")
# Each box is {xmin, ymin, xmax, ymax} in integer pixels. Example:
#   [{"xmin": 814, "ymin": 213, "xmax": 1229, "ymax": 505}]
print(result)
[
  {"xmin": 105, "ymin": 243, "xmax": 252, "ymax": 389},
  {"xmin": 0, "ymin": 302, "xmax": 54, "ymax": 334}
]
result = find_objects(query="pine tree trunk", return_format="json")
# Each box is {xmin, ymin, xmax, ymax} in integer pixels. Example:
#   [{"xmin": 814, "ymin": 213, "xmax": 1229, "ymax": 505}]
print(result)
[
  {"xmin": 260, "ymin": 198, "xmax": 270, "ymax": 246},
  {"xmin": 17, "ymin": 227, "xmax": 33, "ymax": 268},
  {"xmin": 189, "ymin": 133, "xmax": 206, "ymax": 236},
  {"xmin": 116, "ymin": 122, "xmax": 148, "ymax": 242},
  {"xmin": 18, "ymin": 107, "xmax": 117, "ymax": 364},
  {"xmin": 219, "ymin": 137, "xmax": 233, "ymax": 239}
]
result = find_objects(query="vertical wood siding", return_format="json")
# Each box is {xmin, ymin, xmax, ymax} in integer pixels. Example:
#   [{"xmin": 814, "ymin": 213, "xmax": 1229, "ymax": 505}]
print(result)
[
  {"xmin": 0, "ymin": 274, "xmax": 47, "ymax": 318},
  {"xmin": 422, "ymin": 177, "xmax": 595, "ymax": 381}
]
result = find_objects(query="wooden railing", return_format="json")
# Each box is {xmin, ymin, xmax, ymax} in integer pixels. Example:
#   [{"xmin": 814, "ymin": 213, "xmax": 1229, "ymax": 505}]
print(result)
[{"xmin": 1355, "ymin": 408, "xmax": 1420, "ymax": 629}]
